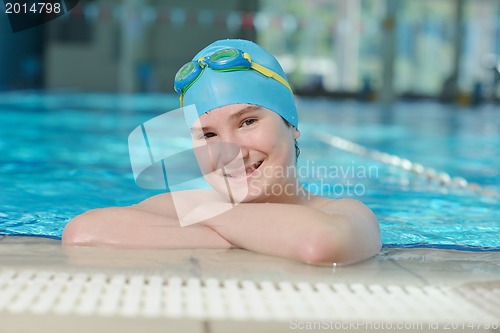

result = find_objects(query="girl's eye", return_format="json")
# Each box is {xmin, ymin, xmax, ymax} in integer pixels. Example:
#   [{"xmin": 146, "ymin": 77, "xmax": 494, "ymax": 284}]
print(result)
[
  {"xmin": 241, "ymin": 118, "xmax": 257, "ymax": 127},
  {"xmin": 202, "ymin": 132, "xmax": 216, "ymax": 139}
]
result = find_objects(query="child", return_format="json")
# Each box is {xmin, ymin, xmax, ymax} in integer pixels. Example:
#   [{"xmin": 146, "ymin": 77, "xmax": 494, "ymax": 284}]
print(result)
[{"xmin": 62, "ymin": 39, "xmax": 381, "ymax": 266}]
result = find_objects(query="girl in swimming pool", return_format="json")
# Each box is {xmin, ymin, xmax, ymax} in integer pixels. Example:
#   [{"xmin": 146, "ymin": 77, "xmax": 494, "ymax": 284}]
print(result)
[{"xmin": 62, "ymin": 39, "xmax": 381, "ymax": 266}]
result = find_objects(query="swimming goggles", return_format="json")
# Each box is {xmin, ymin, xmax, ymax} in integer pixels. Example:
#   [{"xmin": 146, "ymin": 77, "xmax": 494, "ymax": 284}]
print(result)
[{"xmin": 174, "ymin": 48, "xmax": 292, "ymax": 106}]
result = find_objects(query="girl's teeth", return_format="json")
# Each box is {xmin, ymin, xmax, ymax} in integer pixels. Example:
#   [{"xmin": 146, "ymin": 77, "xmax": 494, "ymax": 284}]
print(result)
[
  {"xmin": 247, "ymin": 161, "xmax": 262, "ymax": 174},
  {"xmin": 225, "ymin": 161, "xmax": 262, "ymax": 177}
]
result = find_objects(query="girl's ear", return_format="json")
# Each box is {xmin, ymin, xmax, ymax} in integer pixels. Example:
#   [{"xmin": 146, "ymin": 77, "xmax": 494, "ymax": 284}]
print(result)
[{"xmin": 293, "ymin": 128, "xmax": 301, "ymax": 140}]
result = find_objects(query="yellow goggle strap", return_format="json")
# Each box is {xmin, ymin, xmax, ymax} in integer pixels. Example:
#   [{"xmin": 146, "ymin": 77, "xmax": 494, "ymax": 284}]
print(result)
[
  {"xmin": 251, "ymin": 62, "xmax": 292, "ymax": 93},
  {"xmin": 242, "ymin": 52, "xmax": 292, "ymax": 93}
]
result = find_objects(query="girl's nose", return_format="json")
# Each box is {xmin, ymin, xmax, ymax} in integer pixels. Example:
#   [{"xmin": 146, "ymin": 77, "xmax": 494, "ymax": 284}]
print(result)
[
  {"xmin": 237, "ymin": 144, "xmax": 250, "ymax": 159},
  {"xmin": 220, "ymin": 132, "xmax": 250, "ymax": 159},
  {"xmin": 196, "ymin": 142, "xmax": 241, "ymax": 174}
]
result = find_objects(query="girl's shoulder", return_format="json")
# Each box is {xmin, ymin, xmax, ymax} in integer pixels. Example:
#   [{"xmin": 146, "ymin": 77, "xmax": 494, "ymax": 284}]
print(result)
[{"xmin": 307, "ymin": 195, "xmax": 375, "ymax": 219}]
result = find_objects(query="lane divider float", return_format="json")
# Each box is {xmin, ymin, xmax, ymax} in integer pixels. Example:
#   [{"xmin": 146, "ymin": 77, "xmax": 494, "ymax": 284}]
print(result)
[{"xmin": 315, "ymin": 133, "xmax": 499, "ymax": 199}]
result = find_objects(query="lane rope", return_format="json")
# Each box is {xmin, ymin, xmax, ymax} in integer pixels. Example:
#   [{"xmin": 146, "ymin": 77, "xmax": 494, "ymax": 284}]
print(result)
[{"xmin": 315, "ymin": 133, "xmax": 499, "ymax": 199}]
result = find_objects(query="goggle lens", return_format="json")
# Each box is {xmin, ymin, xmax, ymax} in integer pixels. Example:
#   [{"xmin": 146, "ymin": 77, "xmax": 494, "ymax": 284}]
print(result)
[
  {"xmin": 175, "ymin": 62, "xmax": 198, "ymax": 83},
  {"xmin": 209, "ymin": 49, "xmax": 240, "ymax": 64}
]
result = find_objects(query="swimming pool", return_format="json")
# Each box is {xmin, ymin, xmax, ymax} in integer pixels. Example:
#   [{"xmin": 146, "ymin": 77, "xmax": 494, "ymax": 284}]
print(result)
[{"xmin": 0, "ymin": 92, "xmax": 499, "ymax": 251}]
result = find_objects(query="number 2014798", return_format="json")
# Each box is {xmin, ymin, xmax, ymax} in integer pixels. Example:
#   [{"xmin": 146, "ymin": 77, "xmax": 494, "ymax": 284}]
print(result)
[{"xmin": 5, "ymin": 2, "xmax": 61, "ymax": 14}]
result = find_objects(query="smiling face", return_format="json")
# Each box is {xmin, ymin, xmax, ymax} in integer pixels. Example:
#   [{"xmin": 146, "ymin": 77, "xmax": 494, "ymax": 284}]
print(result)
[{"xmin": 190, "ymin": 103, "xmax": 301, "ymax": 203}]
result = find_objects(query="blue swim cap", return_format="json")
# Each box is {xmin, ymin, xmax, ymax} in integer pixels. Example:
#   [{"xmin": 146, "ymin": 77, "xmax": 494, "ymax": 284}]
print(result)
[{"xmin": 179, "ymin": 39, "xmax": 298, "ymax": 128}]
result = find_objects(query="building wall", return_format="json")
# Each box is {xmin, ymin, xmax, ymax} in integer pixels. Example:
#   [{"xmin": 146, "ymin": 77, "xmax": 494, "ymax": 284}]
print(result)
[
  {"xmin": 0, "ymin": 10, "xmax": 44, "ymax": 90},
  {"xmin": 44, "ymin": 0, "xmax": 257, "ymax": 93},
  {"xmin": 45, "ymin": 12, "xmax": 119, "ymax": 91}
]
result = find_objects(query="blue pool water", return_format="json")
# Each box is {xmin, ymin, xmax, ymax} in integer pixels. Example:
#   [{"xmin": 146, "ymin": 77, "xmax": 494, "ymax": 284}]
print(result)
[{"xmin": 1, "ymin": 92, "xmax": 499, "ymax": 251}]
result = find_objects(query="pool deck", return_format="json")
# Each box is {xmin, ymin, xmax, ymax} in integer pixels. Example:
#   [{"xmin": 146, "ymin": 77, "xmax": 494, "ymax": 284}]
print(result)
[{"xmin": 0, "ymin": 236, "xmax": 499, "ymax": 332}]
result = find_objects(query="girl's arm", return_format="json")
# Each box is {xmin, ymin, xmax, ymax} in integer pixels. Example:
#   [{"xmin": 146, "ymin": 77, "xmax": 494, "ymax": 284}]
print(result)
[
  {"xmin": 62, "ymin": 195, "xmax": 380, "ymax": 265},
  {"xmin": 194, "ymin": 198, "xmax": 381, "ymax": 265},
  {"xmin": 62, "ymin": 206, "xmax": 233, "ymax": 249}
]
